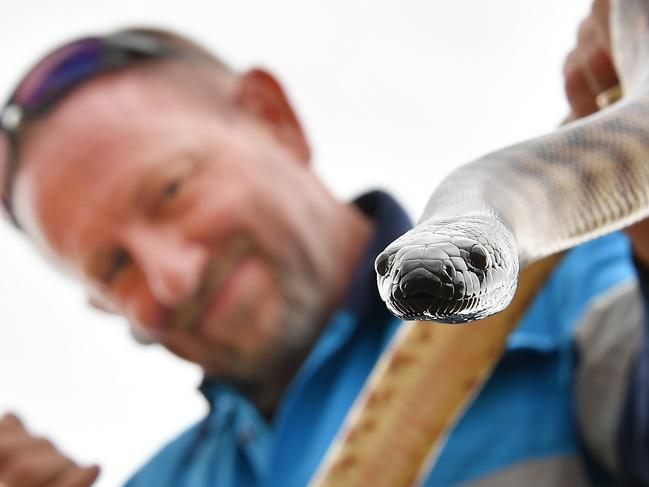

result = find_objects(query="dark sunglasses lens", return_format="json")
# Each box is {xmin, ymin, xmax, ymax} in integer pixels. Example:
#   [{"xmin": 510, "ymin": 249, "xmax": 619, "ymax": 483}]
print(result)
[{"xmin": 13, "ymin": 39, "xmax": 104, "ymax": 111}]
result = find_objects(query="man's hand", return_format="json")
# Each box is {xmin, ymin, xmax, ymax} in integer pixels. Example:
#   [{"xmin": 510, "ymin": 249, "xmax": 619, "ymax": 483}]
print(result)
[
  {"xmin": 0, "ymin": 413, "xmax": 100, "ymax": 487},
  {"xmin": 564, "ymin": 0, "xmax": 618, "ymax": 120}
]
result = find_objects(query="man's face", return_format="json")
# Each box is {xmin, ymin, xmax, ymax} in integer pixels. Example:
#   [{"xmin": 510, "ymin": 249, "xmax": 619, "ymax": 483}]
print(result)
[{"xmin": 11, "ymin": 66, "xmax": 337, "ymax": 385}]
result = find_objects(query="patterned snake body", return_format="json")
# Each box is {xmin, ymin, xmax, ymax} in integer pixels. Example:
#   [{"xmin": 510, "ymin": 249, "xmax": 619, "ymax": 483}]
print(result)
[{"xmin": 377, "ymin": 0, "xmax": 649, "ymax": 323}]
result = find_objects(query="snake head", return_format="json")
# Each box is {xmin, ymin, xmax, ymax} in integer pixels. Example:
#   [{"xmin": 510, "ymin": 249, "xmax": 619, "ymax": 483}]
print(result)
[{"xmin": 375, "ymin": 216, "xmax": 519, "ymax": 323}]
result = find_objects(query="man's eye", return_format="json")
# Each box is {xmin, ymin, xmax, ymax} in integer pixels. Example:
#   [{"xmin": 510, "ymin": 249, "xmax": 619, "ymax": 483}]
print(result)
[
  {"xmin": 140, "ymin": 158, "xmax": 204, "ymax": 219},
  {"xmin": 147, "ymin": 177, "xmax": 186, "ymax": 217},
  {"xmin": 103, "ymin": 249, "xmax": 131, "ymax": 284},
  {"xmin": 161, "ymin": 178, "xmax": 183, "ymax": 201}
]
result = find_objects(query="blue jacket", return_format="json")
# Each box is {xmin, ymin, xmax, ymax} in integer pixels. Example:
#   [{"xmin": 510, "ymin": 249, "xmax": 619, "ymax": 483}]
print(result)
[{"xmin": 125, "ymin": 191, "xmax": 641, "ymax": 487}]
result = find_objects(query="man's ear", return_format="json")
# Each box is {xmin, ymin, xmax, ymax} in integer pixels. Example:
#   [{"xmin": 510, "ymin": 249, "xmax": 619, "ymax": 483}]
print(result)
[{"xmin": 236, "ymin": 68, "xmax": 311, "ymax": 163}]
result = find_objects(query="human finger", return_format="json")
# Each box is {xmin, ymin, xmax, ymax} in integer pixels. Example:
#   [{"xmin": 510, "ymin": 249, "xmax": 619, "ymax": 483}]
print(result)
[
  {"xmin": 0, "ymin": 415, "xmax": 40, "ymax": 465},
  {"xmin": 48, "ymin": 464, "xmax": 101, "ymax": 487},
  {"xmin": 0, "ymin": 437, "xmax": 70, "ymax": 486},
  {"xmin": 564, "ymin": 2, "xmax": 619, "ymax": 119},
  {"xmin": 564, "ymin": 48, "xmax": 599, "ymax": 118}
]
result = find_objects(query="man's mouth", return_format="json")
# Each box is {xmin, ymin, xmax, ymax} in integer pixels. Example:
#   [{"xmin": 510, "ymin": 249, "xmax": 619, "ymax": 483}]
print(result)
[
  {"xmin": 168, "ymin": 236, "xmax": 253, "ymax": 333},
  {"xmin": 202, "ymin": 257, "xmax": 256, "ymax": 325}
]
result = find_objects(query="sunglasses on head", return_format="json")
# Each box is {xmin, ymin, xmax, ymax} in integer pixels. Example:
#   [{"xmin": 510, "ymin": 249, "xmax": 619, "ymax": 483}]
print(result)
[{"xmin": 0, "ymin": 30, "xmax": 190, "ymax": 229}]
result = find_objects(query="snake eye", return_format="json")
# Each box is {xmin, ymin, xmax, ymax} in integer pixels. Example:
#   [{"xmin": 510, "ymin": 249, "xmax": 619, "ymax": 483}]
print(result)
[
  {"xmin": 375, "ymin": 252, "xmax": 391, "ymax": 277},
  {"xmin": 470, "ymin": 245, "xmax": 489, "ymax": 270}
]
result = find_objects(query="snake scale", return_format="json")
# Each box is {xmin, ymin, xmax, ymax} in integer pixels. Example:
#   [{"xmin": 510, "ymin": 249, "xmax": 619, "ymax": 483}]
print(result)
[{"xmin": 309, "ymin": 0, "xmax": 649, "ymax": 485}]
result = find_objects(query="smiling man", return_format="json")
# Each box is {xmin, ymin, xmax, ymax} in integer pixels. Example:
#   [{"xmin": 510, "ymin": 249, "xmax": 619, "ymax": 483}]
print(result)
[
  {"xmin": 2, "ymin": 6, "xmax": 649, "ymax": 486},
  {"xmin": 5, "ymin": 31, "xmax": 373, "ymax": 419}
]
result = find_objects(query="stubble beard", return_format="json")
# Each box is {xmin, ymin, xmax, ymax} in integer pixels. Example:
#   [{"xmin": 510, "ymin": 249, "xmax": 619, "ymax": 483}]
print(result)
[{"xmin": 209, "ymin": 267, "xmax": 328, "ymax": 415}]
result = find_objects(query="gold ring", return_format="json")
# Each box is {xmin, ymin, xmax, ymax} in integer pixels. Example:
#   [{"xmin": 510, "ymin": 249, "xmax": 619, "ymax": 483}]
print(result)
[{"xmin": 596, "ymin": 84, "xmax": 623, "ymax": 109}]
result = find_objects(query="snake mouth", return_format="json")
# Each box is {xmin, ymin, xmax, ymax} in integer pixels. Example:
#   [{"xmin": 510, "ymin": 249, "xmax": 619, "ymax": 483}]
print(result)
[
  {"xmin": 385, "ymin": 274, "xmax": 515, "ymax": 323},
  {"xmin": 375, "ymin": 231, "xmax": 518, "ymax": 323}
]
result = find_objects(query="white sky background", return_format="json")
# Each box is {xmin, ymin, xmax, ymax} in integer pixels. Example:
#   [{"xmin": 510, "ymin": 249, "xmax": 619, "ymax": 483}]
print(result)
[{"xmin": 0, "ymin": 1, "xmax": 592, "ymax": 485}]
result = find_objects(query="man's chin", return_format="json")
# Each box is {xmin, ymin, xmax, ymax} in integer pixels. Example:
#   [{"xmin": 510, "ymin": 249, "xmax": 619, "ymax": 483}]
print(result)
[{"xmin": 200, "ymin": 342, "xmax": 279, "ymax": 384}]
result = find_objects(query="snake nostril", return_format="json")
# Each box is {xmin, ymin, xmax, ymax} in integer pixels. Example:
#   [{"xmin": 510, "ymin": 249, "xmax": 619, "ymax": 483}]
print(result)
[
  {"xmin": 375, "ymin": 252, "xmax": 391, "ymax": 277},
  {"xmin": 470, "ymin": 245, "xmax": 489, "ymax": 270}
]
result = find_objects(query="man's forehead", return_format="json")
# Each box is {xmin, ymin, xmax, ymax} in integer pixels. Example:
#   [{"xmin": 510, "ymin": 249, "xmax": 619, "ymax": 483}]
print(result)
[
  {"xmin": 20, "ymin": 68, "xmax": 208, "ymax": 178},
  {"xmin": 20, "ymin": 63, "xmax": 231, "ymax": 165},
  {"xmin": 30, "ymin": 71, "xmax": 166, "ymax": 140}
]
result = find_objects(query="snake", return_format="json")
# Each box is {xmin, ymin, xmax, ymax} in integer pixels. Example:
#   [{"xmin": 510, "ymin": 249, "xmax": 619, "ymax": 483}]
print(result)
[
  {"xmin": 374, "ymin": 0, "xmax": 649, "ymax": 324},
  {"xmin": 309, "ymin": 0, "xmax": 649, "ymax": 485}
]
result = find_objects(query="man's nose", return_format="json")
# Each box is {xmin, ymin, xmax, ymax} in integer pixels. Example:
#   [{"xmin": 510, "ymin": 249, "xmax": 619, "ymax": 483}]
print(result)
[{"xmin": 127, "ymin": 230, "xmax": 209, "ymax": 308}]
